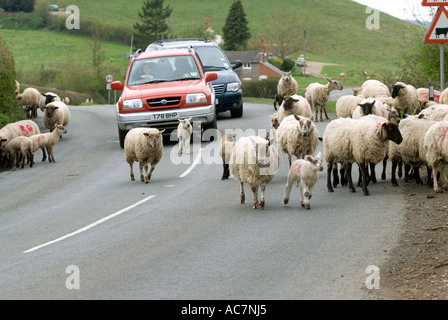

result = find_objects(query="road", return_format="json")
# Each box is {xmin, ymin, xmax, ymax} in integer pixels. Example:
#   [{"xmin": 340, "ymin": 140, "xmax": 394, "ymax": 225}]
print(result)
[{"xmin": 0, "ymin": 103, "xmax": 405, "ymax": 300}]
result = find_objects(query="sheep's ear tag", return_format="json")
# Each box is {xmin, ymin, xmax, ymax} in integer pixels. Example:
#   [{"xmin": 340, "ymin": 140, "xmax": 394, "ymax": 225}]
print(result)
[{"xmin": 306, "ymin": 156, "xmax": 312, "ymax": 162}]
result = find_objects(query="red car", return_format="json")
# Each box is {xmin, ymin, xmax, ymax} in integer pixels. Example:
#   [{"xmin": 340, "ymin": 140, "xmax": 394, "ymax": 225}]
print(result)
[{"xmin": 112, "ymin": 48, "xmax": 218, "ymax": 148}]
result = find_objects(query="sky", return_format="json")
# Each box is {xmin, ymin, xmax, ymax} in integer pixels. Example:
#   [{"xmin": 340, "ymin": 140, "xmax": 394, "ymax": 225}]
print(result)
[{"xmin": 352, "ymin": 0, "xmax": 434, "ymax": 22}]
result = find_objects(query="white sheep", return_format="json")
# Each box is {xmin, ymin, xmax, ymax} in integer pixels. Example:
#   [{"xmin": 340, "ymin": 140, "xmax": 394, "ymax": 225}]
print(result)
[
  {"xmin": 335, "ymin": 94, "xmax": 365, "ymax": 118},
  {"xmin": 388, "ymin": 116, "xmax": 436, "ymax": 187},
  {"xmin": 438, "ymin": 87, "xmax": 448, "ymax": 104},
  {"xmin": 124, "ymin": 127, "xmax": 165, "ymax": 183},
  {"xmin": 276, "ymin": 114, "xmax": 320, "ymax": 167},
  {"xmin": 17, "ymin": 87, "xmax": 42, "ymax": 118},
  {"xmin": 177, "ymin": 118, "xmax": 192, "ymax": 155},
  {"xmin": 423, "ymin": 121, "xmax": 448, "ymax": 192},
  {"xmin": 219, "ymin": 132, "xmax": 236, "ymax": 180},
  {"xmin": 323, "ymin": 115, "xmax": 403, "ymax": 195},
  {"xmin": 0, "ymin": 120, "xmax": 40, "ymax": 166},
  {"xmin": 418, "ymin": 103, "xmax": 448, "ymax": 121},
  {"xmin": 229, "ymin": 134, "xmax": 279, "ymax": 209},
  {"xmin": 305, "ymin": 78, "xmax": 343, "ymax": 122},
  {"xmin": 275, "ymin": 71, "xmax": 299, "ymax": 109},
  {"xmin": 391, "ymin": 81, "xmax": 419, "ymax": 116},
  {"xmin": 352, "ymin": 98, "xmax": 399, "ymax": 120},
  {"xmin": 359, "ymin": 80, "xmax": 391, "ymax": 98},
  {"xmin": 42, "ymin": 100, "xmax": 71, "ymax": 132},
  {"xmin": 2, "ymin": 136, "xmax": 34, "ymax": 169},
  {"xmin": 269, "ymin": 112, "xmax": 279, "ymax": 141},
  {"xmin": 29, "ymin": 124, "xmax": 67, "ymax": 163},
  {"xmin": 283, "ymin": 152, "xmax": 323, "ymax": 210},
  {"xmin": 277, "ymin": 94, "xmax": 312, "ymax": 124},
  {"xmin": 62, "ymin": 97, "xmax": 70, "ymax": 104}
]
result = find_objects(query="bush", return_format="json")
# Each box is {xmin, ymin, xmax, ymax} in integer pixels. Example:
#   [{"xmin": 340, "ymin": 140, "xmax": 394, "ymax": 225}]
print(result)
[
  {"xmin": 242, "ymin": 78, "xmax": 279, "ymax": 99},
  {"xmin": 0, "ymin": 32, "xmax": 25, "ymax": 127}
]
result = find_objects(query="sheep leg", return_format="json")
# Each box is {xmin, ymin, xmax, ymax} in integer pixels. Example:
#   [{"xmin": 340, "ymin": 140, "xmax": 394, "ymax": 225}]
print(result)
[
  {"xmin": 28, "ymin": 150, "xmax": 34, "ymax": 168},
  {"xmin": 259, "ymin": 184, "xmax": 266, "ymax": 209},
  {"xmin": 404, "ymin": 163, "xmax": 412, "ymax": 182},
  {"xmin": 46, "ymin": 146, "xmax": 55, "ymax": 163},
  {"xmin": 340, "ymin": 164, "xmax": 347, "ymax": 186},
  {"xmin": 178, "ymin": 137, "xmax": 183, "ymax": 155},
  {"xmin": 41, "ymin": 147, "xmax": 47, "ymax": 162},
  {"xmin": 427, "ymin": 165, "xmax": 433, "ymax": 189},
  {"xmin": 381, "ymin": 155, "xmax": 388, "ymax": 180},
  {"xmin": 239, "ymin": 182, "xmax": 245, "ymax": 204},
  {"xmin": 346, "ymin": 162, "xmax": 356, "ymax": 193},
  {"xmin": 332, "ymin": 164, "xmax": 339, "ymax": 188},
  {"xmin": 398, "ymin": 160, "xmax": 403, "ymax": 178},
  {"xmin": 323, "ymin": 105, "xmax": 330, "ymax": 120},
  {"xmin": 221, "ymin": 163, "xmax": 230, "ymax": 180},
  {"xmin": 288, "ymin": 154, "xmax": 292, "ymax": 167},
  {"xmin": 413, "ymin": 167, "xmax": 423, "ymax": 185},
  {"xmin": 251, "ymin": 185, "xmax": 259, "ymax": 209},
  {"xmin": 369, "ymin": 162, "xmax": 377, "ymax": 184},
  {"xmin": 146, "ymin": 164, "xmax": 156, "ymax": 183},
  {"xmin": 302, "ymin": 182, "xmax": 313, "ymax": 210},
  {"xmin": 138, "ymin": 162, "xmax": 146, "ymax": 182},
  {"xmin": 284, "ymin": 169, "xmax": 296, "ymax": 204},
  {"xmin": 391, "ymin": 159, "xmax": 399, "ymax": 186},
  {"xmin": 20, "ymin": 151, "xmax": 26, "ymax": 168},
  {"xmin": 358, "ymin": 162, "xmax": 370, "ymax": 196},
  {"xmin": 129, "ymin": 162, "xmax": 135, "ymax": 181},
  {"xmin": 327, "ymin": 162, "xmax": 334, "ymax": 192}
]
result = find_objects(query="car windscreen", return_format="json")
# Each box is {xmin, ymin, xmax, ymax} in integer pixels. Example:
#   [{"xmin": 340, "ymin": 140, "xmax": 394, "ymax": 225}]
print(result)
[
  {"xmin": 194, "ymin": 46, "xmax": 231, "ymax": 71},
  {"xmin": 127, "ymin": 55, "xmax": 201, "ymax": 86}
]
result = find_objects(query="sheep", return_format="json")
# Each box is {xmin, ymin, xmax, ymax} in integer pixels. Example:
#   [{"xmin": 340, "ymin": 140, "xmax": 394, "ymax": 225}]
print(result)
[
  {"xmin": 41, "ymin": 92, "xmax": 61, "ymax": 111},
  {"xmin": 391, "ymin": 81, "xmax": 419, "ymax": 116},
  {"xmin": 15, "ymin": 80, "xmax": 20, "ymax": 97},
  {"xmin": 359, "ymin": 80, "xmax": 391, "ymax": 98},
  {"xmin": 42, "ymin": 100, "xmax": 71, "ymax": 132},
  {"xmin": 229, "ymin": 133, "xmax": 279, "ymax": 209},
  {"xmin": 423, "ymin": 121, "xmax": 448, "ymax": 192},
  {"xmin": 177, "ymin": 118, "xmax": 192, "ymax": 155},
  {"xmin": 388, "ymin": 116, "xmax": 436, "ymax": 188},
  {"xmin": 276, "ymin": 114, "xmax": 320, "ymax": 167},
  {"xmin": 283, "ymin": 152, "xmax": 323, "ymax": 210},
  {"xmin": 219, "ymin": 132, "xmax": 236, "ymax": 180},
  {"xmin": 16, "ymin": 88, "xmax": 60, "ymax": 118},
  {"xmin": 305, "ymin": 78, "xmax": 343, "ymax": 122},
  {"xmin": 335, "ymin": 94, "xmax": 365, "ymax": 118},
  {"xmin": 124, "ymin": 127, "xmax": 165, "ymax": 183},
  {"xmin": 274, "ymin": 71, "xmax": 299, "ymax": 109},
  {"xmin": 277, "ymin": 94, "xmax": 312, "ymax": 124},
  {"xmin": 2, "ymin": 136, "xmax": 34, "ymax": 169},
  {"xmin": 62, "ymin": 97, "xmax": 70, "ymax": 104},
  {"xmin": 352, "ymin": 98, "xmax": 399, "ymax": 121},
  {"xmin": 323, "ymin": 115, "xmax": 403, "ymax": 195},
  {"xmin": 269, "ymin": 112, "xmax": 280, "ymax": 140},
  {"xmin": 418, "ymin": 104, "xmax": 448, "ymax": 121},
  {"xmin": 29, "ymin": 124, "xmax": 67, "ymax": 163},
  {"xmin": 439, "ymin": 87, "xmax": 448, "ymax": 104},
  {"xmin": 0, "ymin": 120, "xmax": 40, "ymax": 166}
]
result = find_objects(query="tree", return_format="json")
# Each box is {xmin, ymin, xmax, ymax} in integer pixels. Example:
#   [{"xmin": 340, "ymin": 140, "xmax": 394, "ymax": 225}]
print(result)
[
  {"xmin": 133, "ymin": 0, "xmax": 173, "ymax": 51},
  {"xmin": 222, "ymin": 0, "xmax": 250, "ymax": 51},
  {"xmin": 0, "ymin": 0, "xmax": 34, "ymax": 12}
]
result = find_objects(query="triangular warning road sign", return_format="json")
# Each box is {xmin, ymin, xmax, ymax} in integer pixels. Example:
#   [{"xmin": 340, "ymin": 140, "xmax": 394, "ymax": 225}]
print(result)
[
  {"xmin": 422, "ymin": 0, "xmax": 448, "ymax": 6},
  {"xmin": 425, "ymin": 6, "xmax": 448, "ymax": 43}
]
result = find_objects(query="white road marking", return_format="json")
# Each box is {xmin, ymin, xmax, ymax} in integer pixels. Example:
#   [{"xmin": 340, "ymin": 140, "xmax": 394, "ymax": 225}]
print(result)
[
  {"xmin": 179, "ymin": 148, "xmax": 203, "ymax": 178},
  {"xmin": 23, "ymin": 195, "xmax": 157, "ymax": 253}
]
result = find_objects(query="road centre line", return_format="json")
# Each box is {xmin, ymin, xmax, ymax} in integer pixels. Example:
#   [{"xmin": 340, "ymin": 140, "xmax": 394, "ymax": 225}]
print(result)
[
  {"xmin": 179, "ymin": 148, "xmax": 203, "ymax": 178},
  {"xmin": 23, "ymin": 195, "xmax": 157, "ymax": 253}
]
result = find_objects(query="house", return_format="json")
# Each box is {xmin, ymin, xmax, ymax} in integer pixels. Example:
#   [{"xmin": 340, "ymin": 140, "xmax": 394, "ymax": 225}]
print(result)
[{"xmin": 224, "ymin": 50, "xmax": 283, "ymax": 81}]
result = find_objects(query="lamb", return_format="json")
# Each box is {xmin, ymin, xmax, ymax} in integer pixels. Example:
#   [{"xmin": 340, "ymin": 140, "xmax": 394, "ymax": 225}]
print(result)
[
  {"xmin": 335, "ymin": 94, "xmax": 365, "ymax": 118},
  {"xmin": 391, "ymin": 81, "xmax": 419, "ymax": 116},
  {"xmin": 276, "ymin": 114, "xmax": 320, "ymax": 167},
  {"xmin": 423, "ymin": 121, "xmax": 448, "ymax": 192},
  {"xmin": 29, "ymin": 124, "xmax": 67, "ymax": 163},
  {"xmin": 352, "ymin": 98, "xmax": 399, "ymax": 120},
  {"xmin": 323, "ymin": 115, "xmax": 403, "ymax": 195},
  {"xmin": 42, "ymin": 100, "xmax": 71, "ymax": 132},
  {"xmin": 0, "ymin": 120, "xmax": 40, "ymax": 166},
  {"xmin": 229, "ymin": 133, "xmax": 279, "ymax": 209},
  {"xmin": 274, "ymin": 71, "xmax": 299, "ymax": 109},
  {"xmin": 277, "ymin": 94, "xmax": 312, "ymax": 124},
  {"xmin": 305, "ymin": 78, "xmax": 343, "ymax": 122},
  {"xmin": 124, "ymin": 127, "xmax": 165, "ymax": 183},
  {"xmin": 219, "ymin": 132, "xmax": 236, "ymax": 180},
  {"xmin": 388, "ymin": 116, "xmax": 436, "ymax": 187},
  {"xmin": 2, "ymin": 136, "xmax": 34, "ymax": 169},
  {"xmin": 177, "ymin": 118, "xmax": 192, "ymax": 155},
  {"xmin": 283, "ymin": 152, "xmax": 323, "ymax": 210},
  {"xmin": 269, "ymin": 113, "xmax": 280, "ymax": 139}
]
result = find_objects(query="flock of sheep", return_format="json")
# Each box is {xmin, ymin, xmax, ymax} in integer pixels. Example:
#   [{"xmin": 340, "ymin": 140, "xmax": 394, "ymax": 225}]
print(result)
[{"xmin": 0, "ymin": 81, "xmax": 71, "ymax": 169}]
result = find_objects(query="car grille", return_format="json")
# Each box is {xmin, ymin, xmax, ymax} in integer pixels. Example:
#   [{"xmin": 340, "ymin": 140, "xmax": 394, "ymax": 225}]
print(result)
[
  {"xmin": 147, "ymin": 97, "xmax": 181, "ymax": 109},
  {"xmin": 212, "ymin": 84, "xmax": 225, "ymax": 96}
]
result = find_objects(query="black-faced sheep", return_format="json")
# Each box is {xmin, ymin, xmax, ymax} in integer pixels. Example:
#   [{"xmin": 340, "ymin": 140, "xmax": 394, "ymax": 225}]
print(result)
[
  {"xmin": 335, "ymin": 95, "xmax": 365, "ymax": 118},
  {"xmin": 391, "ymin": 81, "xmax": 419, "ymax": 116},
  {"xmin": 229, "ymin": 134, "xmax": 279, "ymax": 209},
  {"xmin": 277, "ymin": 94, "xmax": 312, "ymax": 124},
  {"xmin": 323, "ymin": 115, "xmax": 403, "ymax": 196},
  {"xmin": 177, "ymin": 118, "xmax": 192, "ymax": 155},
  {"xmin": 283, "ymin": 152, "xmax": 323, "ymax": 210},
  {"xmin": 423, "ymin": 121, "xmax": 448, "ymax": 192},
  {"xmin": 274, "ymin": 71, "xmax": 299, "ymax": 109},
  {"xmin": 305, "ymin": 78, "xmax": 343, "ymax": 122},
  {"xmin": 42, "ymin": 101, "xmax": 71, "ymax": 132},
  {"xmin": 124, "ymin": 127, "xmax": 165, "ymax": 183},
  {"xmin": 276, "ymin": 114, "xmax": 320, "ymax": 167},
  {"xmin": 219, "ymin": 132, "xmax": 236, "ymax": 180},
  {"xmin": 16, "ymin": 88, "xmax": 60, "ymax": 118}
]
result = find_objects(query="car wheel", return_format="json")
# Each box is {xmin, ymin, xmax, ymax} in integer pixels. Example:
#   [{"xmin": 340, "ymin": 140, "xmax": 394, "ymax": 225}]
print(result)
[
  {"xmin": 230, "ymin": 101, "xmax": 243, "ymax": 118},
  {"xmin": 118, "ymin": 127, "xmax": 128, "ymax": 149}
]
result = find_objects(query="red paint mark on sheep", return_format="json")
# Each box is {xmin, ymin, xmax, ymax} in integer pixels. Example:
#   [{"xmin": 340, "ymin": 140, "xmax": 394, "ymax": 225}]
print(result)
[
  {"xmin": 19, "ymin": 125, "xmax": 27, "ymax": 135},
  {"xmin": 38, "ymin": 135, "xmax": 46, "ymax": 141},
  {"xmin": 440, "ymin": 126, "xmax": 448, "ymax": 146},
  {"xmin": 295, "ymin": 163, "xmax": 302, "ymax": 175}
]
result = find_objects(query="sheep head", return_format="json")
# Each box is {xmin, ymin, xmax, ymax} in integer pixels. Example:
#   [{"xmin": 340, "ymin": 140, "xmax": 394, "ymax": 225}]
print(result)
[
  {"xmin": 327, "ymin": 78, "xmax": 343, "ymax": 91},
  {"xmin": 178, "ymin": 118, "xmax": 192, "ymax": 130},
  {"xmin": 381, "ymin": 121, "xmax": 403, "ymax": 145},
  {"xmin": 143, "ymin": 129, "xmax": 165, "ymax": 148},
  {"xmin": 250, "ymin": 137, "xmax": 271, "ymax": 167},
  {"xmin": 391, "ymin": 82, "xmax": 406, "ymax": 98},
  {"xmin": 270, "ymin": 113, "xmax": 279, "ymax": 130},
  {"xmin": 281, "ymin": 71, "xmax": 292, "ymax": 82},
  {"xmin": 282, "ymin": 95, "xmax": 300, "ymax": 111},
  {"xmin": 306, "ymin": 152, "xmax": 323, "ymax": 172},
  {"xmin": 43, "ymin": 105, "xmax": 59, "ymax": 118},
  {"xmin": 358, "ymin": 99, "xmax": 376, "ymax": 116},
  {"xmin": 293, "ymin": 115, "xmax": 314, "ymax": 137}
]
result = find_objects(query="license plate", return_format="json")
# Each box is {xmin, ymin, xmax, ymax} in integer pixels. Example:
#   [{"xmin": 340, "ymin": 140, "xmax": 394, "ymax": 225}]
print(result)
[
  {"xmin": 151, "ymin": 112, "xmax": 178, "ymax": 120},
  {"xmin": 215, "ymin": 98, "xmax": 219, "ymax": 105}
]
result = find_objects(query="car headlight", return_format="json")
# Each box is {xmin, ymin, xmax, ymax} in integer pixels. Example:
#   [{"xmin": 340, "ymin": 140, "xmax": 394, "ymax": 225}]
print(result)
[
  {"xmin": 186, "ymin": 93, "xmax": 207, "ymax": 104},
  {"xmin": 122, "ymin": 99, "xmax": 143, "ymax": 110},
  {"xmin": 227, "ymin": 82, "xmax": 241, "ymax": 92}
]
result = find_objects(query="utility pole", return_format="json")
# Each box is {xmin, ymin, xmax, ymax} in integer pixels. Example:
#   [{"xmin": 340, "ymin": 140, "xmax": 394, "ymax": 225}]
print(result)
[{"xmin": 303, "ymin": 28, "xmax": 307, "ymax": 76}]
